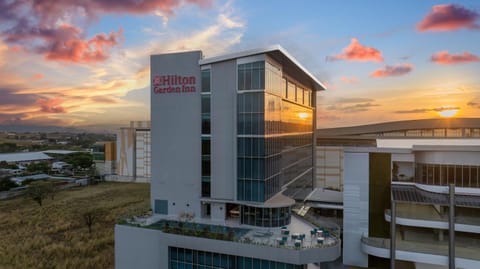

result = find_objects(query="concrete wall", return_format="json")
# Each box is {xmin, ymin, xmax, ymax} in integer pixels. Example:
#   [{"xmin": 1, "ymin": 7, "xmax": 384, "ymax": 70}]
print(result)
[
  {"xmin": 135, "ymin": 130, "xmax": 151, "ymax": 178},
  {"xmin": 415, "ymin": 151, "xmax": 480, "ymax": 166},
  {"xmin": 210, "ymin": 60, "xmax": 236, "ymax": 201},
  {"xmin": 343, "ymin": 151, "xmax": 369, "ymax": 268},
  {"xmin": 115, "ymin": 224, "xmax": 341, "ymax": 268},
  {"xmin": 117, "ymin": 128, "xmax": 135, "ymax": 177},
  {"xmin": 316, "ymin": 146, "xmax": 343, "ymax": 191},
  {"xmin": 150, "ymin": 51, "xmax": 202, "ymax": 218}
]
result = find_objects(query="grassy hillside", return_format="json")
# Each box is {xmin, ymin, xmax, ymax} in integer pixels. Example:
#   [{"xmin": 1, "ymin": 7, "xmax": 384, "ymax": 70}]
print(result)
[{"xmin": 0, "ymin": 182, "xmax": 150, "ymax": 269}]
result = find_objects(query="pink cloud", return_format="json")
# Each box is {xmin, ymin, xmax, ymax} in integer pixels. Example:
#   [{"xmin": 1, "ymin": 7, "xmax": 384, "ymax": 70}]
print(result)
[
  {"xmin": 327, "ymin": 38, "xmax": 383, "ymax": 62},
  {"xmin": 370, "ymin": 64, "xmax": 414, "ymax": 78},
  {"xmin": 431, "ymin": 51, "xmax": 480, "ymax": 64},
  {"xmin": 340, "ymin": 76, "xmax": 358, "ymax": 84},
  {"xmin": 322, "ymin": 81, "xmax": 338, "ymax": 90},
  {"xmin": 8, "ymin": 46, "xmax": 23, "ymax": 53},
  {"xmin": 36, "ymin": 97, "xmax": 66, "ymax": 113},
  {"xmin": 42, "ymin": 25, "xmax": 123, "ymax": 63},
  {"xmin": 0, "ymin": 0, "xmax": 211, "ymax": 63},
  {"xmin": 417, "ymin": 4, "xmax": 480, "ymax": 31},
  {"xmin": 32, "ymin": 73, "xmax": 44, "ymax": 80}
]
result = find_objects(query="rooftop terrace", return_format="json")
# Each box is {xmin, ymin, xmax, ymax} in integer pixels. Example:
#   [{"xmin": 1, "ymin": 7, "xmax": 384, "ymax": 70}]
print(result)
[{"xmin": 124, "ymin": 214, "xmax": 339, "ymax": 250}]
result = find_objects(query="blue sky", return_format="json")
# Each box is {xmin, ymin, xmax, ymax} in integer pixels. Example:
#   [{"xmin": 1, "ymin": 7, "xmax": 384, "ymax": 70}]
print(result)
[{"xmin": 0, "ymin": 0, "xmax": 479, "ymax": 130}]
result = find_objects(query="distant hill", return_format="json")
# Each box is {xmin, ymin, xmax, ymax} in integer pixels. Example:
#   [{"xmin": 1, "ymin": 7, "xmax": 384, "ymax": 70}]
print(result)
[{"xmin": 0, "ymin": 124, "xmax": 85, "ymax": 133}]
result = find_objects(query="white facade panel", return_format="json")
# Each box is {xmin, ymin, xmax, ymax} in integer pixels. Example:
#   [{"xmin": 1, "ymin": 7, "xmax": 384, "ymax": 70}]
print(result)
[
  {"xmin": 316, "ymin": 146, "xmax": 343, "ymax": 190},
  {"xmin": 343, "ymin": 151, "xmax": 369, "ymax": 268},
  {"xmin": 210, "ymin": 60, "xmax": 236, "ymax": 201},
  {"xmin": 150, "ymin": 51, "xmax": 203, "ymax": 218},
  {"xmin": 117, "ymin": 128, "xmax": 135, "ymax": 177},
  {"xmin": 415, "ymin": 151, "xmax": 480, "ymax": 166}
]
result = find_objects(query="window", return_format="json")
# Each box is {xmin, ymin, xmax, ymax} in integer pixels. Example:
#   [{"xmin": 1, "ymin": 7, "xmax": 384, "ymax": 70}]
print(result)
[
  {"xmin": 154, "ymin": 199, "xmax": 168, "ymax": 214},
  {"xmin": 201, "ymin": 69, "xmax": 210, "ymax": 93},
  {"xmin": 201, "ymin": 138, "xmax": 210, "ymax": 155},
  {"xmin": 201, "ymin": 69, "xmax": 211, "ymax": 197},
  {"xmin": 201, "ymin": 95, "xmax": 210, "ymax": 114},
  {"xmin": 238, "ymin": 61, "xmax": 265, "ymax": 91},
  {"xmin": 169, "ymin": 247, "xmax": 303, "ymax": 269},
  {"xmin": 287, "ymin": 81, "xmax": 296, "ymax": 101}
]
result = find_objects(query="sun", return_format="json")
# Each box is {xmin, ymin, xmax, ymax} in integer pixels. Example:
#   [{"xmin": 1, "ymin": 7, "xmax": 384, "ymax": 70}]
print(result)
[{"xmin": 438, "ymin": 109, "xmax": 459, "ymax": 118}]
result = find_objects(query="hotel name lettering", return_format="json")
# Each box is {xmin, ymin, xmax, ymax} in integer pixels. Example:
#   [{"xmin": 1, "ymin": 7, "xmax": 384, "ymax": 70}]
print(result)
[{"xmin": 153, "ymin": 75, "xmax": 196, "ymax": 94}]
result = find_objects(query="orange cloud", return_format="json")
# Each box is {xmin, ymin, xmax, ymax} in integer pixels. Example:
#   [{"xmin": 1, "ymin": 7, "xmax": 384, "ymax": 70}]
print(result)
[
  {"xmin": 36, "ymin": 97, "xmax": 66, "ymax": 113},
  {"xmin": 370, "ymin": 64, "xmax": 414, "ymax": 78},
  {"xmin": 90, "ymin": 96, "xmax": 119, "ymax": 104},
  {"xmin": 431, "ymin": 51, "xmax": 480, "ymax": 64},
  {"xmin": 340, "ymin": 76, "xmax": 358, "ymax": 84},
  {"xmin": 417, "ymin": 4, "xmax": 480, "ymax": 31},
  {"xmin": 327, "ymin": 38, "xmax": 383, "ymax": 62}
]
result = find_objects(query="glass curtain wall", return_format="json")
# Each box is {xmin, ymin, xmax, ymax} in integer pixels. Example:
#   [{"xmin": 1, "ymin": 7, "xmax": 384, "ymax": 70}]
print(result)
[
  {"xmin": 240, "ymin": 205, "xmax": 291, "ymax": 227},
  {"xmin": 201, "ymin": 69, "xmax": 211, "ymax": 197},
  {"xmin": 415, "ymin": 163, "xmax": 480, "ymax": 188},
  {"xmin": 237, "ymin": 60, "xmax": 314, "ymax": 203},
  {"xmin": 169, "ymin": 247, "xmax": 305, "ymax": 269}
]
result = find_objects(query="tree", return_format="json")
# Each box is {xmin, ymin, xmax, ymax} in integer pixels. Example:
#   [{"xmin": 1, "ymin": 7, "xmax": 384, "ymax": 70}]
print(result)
[
  {"xmin": 0, "ymin": 176, "xmax": 18, "ymax": 191},
  {"xmin": 0, "ymin": 142, "xmax": 17, "ymax": 153},
  {"xmin": 27, "ymin": 161, "xmax": 50, "ymax": 173},
  {"xmin": 81, "ymin": 208, "xmax": 104, "ymax": 234},
  {"xmin": 65, "ymin": 153, "xmax": 93, "ymax": 170},
  {"xmin": 26, "ymin": 181, "xmax": 54, "ymax": 206},
  {"xmin": 0, "ymin": 161, "xmax": 17, "ymax": 169}
]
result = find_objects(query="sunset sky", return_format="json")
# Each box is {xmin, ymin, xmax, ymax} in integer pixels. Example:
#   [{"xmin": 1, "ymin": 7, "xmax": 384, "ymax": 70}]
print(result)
[{"xmin": 0, "ymin": 0, "xmax": 479, "ymax": 131}]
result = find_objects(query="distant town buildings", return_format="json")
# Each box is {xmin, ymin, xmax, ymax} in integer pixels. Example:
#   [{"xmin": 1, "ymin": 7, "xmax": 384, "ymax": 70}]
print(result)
[{"xmin": 92, "ymin": 141, "xmax": 116, "ymax": 178}]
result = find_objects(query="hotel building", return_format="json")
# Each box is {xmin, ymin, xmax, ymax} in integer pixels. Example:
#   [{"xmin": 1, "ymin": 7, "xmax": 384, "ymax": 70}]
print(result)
[{"xmin": 115, "ymin": 46, "xmax": 341, "ymax": 268}]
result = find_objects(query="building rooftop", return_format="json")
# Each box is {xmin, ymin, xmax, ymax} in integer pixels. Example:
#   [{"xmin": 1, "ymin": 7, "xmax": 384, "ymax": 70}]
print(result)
[
  {"xmin": 43, "ymin": 150, "xmax": 80, "ymax": 155},
  {"xmin": 0, "ymin": 152, "xmax": 52, "ymax": 163},
  {"xmin": 304, "ymin": 188, "xmax": 343, "ymax": 209},
  {"xmin": 317, "ymin": 118, "xmax": 480, "ymax": 137},
  {"xmin": 199, "ymin": 45, "xmax": 327, "ymax": 92},
  {"xmin": 392, "ymin": 183, "xmax": 480, "ymax": 208},
  {"xmin": 377, "ymin": 139, "xmax": 480, "ymax": 149}
]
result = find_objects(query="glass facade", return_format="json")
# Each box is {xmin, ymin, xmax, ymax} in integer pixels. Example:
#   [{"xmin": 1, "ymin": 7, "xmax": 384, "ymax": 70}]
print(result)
[
  {"xmin": 238, "ymin": 61, "xmax": 265, "ymax": 91},
  {"xmin": 415, "ymin": 163, "xmax": 480, "ymax": 188},
  {"xmin": 237, "ymin": 60, "xmax": 314, "ymax": 204},
  {"xmin": 201, "ymin": 69, "xmax": 211, "ymax": 198},
  {"xmin": 240, "ymin": 205, "xmax": 291, "ymax": 227},
  {"xmin": 169, "ymin": 247, "xmax": 305, "ymax": 269}
]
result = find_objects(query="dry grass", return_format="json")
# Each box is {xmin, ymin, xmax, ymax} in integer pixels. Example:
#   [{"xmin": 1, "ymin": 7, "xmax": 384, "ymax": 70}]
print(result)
[{"xmin": 0, "ymin": 182, "xmax": 150, "ymax": 269}]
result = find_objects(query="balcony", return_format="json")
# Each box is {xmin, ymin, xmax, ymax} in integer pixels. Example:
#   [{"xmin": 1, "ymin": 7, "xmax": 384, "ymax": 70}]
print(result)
[
  {"xmin": 385, "ymin": 203, "xmax": 480, "ymax": 233},
  {"xmin": 361, "ymin": 235, "xmax": 480, "ymax": 268}
]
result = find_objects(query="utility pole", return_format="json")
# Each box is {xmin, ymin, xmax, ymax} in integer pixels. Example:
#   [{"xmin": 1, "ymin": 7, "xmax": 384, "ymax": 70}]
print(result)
[
  {"xmin": 390, "ymin": 199, "xmax": 396, "ymax": 269},
  {"xmin": 448, "ymin": 184, "xmax": 455, "ymax": 269}
]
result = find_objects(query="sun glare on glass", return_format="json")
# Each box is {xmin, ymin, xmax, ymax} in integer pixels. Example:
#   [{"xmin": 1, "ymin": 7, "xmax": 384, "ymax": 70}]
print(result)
[{"xmin": 298, "ymin": 112, "xmax": 309, "ymax": 119}]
